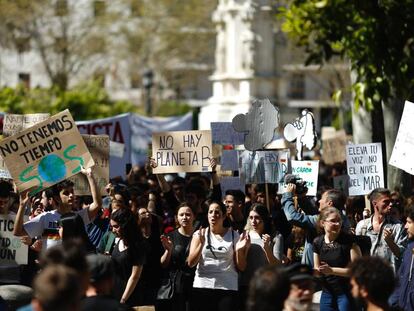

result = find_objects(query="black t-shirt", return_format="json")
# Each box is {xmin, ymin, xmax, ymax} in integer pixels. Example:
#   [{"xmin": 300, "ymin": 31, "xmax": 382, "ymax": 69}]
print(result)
[
  {"xmin": 313, "ymin": 233, "xmax": 354, "ymax": 295},
  {"xmin": 165, "ymin": 229, "xmax": 195, "ymax": 294},
  {"xmin": 111, "ymin": 239, "xmax": 146, "ymax": 305},
  {"xmin": 81, "ymin": 295, "xmax": 132, "ymax": 311}
]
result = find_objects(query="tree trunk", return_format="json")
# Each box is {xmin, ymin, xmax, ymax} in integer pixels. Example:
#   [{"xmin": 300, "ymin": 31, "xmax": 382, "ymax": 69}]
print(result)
[{"xmin": 382, "ymin": 99, "xmax": 411, "ymax": 194}]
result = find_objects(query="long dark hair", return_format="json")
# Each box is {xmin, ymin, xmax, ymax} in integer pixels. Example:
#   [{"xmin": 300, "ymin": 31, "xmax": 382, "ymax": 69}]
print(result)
[
  {"xmin": 111, "ymin": 208, "xmax": 143, "ymax": 257},
  {"xmin": 206, "ymin": 200, "xmax": 231, "ymax": 259},
  {"xmin": 247, "ymin": 203, "xmax": 273, "ymax": 235}
]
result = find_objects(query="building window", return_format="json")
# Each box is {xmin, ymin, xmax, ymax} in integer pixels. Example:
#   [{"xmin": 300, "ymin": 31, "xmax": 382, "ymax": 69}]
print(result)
[
  {"xmin": 18, "ymin": 73, "xmax": 30, "ymax": 88},
  {"xmin": 93, "ymin": 0, "xmax": 106, "ymax": 17},
  {"xmin": 289, "ymin": 73, "xmax": 305, "ymax": 99},
  {"xmin": 130, "ymin": 0, "xmax": 142, "ymax": 16},
  {"xmin": 15, "ymin": 37, "xmax": 30, "ymax": 54},
  {"xmin": 55, "ymin": 0, "xmax": 68, "ymax": 16}
]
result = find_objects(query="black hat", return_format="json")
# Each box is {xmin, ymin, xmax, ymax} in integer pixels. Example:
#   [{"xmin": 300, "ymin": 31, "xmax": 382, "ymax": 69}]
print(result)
[
  {"xmin": 86, "ymin": 254, "xmax": 114, "ymax": 283},
  {"xmin": 282, "ymin": 263, "xmax": 314, "ymax": 282}
]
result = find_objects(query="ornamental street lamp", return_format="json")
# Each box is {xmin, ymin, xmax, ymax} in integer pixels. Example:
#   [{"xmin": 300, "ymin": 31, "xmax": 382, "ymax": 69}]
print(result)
[{"xmin": 142, "ymin": 69, "xmax": 154, "ymax": 116}]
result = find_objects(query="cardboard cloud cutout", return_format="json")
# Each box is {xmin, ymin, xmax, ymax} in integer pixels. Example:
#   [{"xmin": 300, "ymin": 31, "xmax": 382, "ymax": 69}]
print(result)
[
  {"xmin": 284, "ymin": 109, "xmax": 317, "ymax": 160},
  {"xmin": 232, "ymin": 98, "xmax": 280, "ymax": 151}
]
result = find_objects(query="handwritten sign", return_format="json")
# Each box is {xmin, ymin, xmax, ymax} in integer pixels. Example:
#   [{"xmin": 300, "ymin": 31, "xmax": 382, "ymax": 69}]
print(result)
[
  {"xmin": 238, "ymin": 150, "xmax": 289, "ymax": 184},
  {"xmin": 390, "ymin": 101, "xmax": 414, "ymax": 174},
  {"xmin": 0, "ymin": 215, "xmax": 28, "ymax": 265},
  {"xmin": 291, "ymin": 160, "xmax": 319, "ymax": 196},
  {"xmin": 211, "ymin": 122, "xmax": 244, "ymax": 145},
  {"xmin": 70, "ymin": 135, "xmax": 109, "ymax": 196},
  {"xmin": 3, "ymin": 113, "xmax": 50, "ymax": 138},
  {"xmin": 220, "ymin": 176, "xmax": 245, "ymax": 195},
  {"xmin": 346, "ymin": 143, "xmax": 384, "ymax": 196},
  {"xmin": 152, "ymin": 130, "xmax": 212, "ymax": 174},
  {"xmin": 221, "ymin": 150, "xmax": 239, "ymax": 171},
  {"xmin": 0, "ymin": 110, "xmax": 94, "ymax": 194},
  {"xmin": 322, "ymin": 130, "xmax": 347, "ymax": 165}
]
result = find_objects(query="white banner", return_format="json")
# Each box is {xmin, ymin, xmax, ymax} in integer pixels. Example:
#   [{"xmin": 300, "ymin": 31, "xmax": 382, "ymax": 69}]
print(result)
[{"xmin": 130, "ymin": 112, "xmax": 193, "ymax": 166}]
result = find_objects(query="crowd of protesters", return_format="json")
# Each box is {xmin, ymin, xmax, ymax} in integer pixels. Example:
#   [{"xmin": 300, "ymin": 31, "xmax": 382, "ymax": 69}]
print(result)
[{"xmin": 0, "ymin": 158, "xmax": 412, "ymax": 311}]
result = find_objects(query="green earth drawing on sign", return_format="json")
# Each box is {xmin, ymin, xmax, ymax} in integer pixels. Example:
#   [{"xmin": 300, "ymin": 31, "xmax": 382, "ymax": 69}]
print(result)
[{"xmin": 38, "ymin": 154, "xmax": 66, "ymax": 183}]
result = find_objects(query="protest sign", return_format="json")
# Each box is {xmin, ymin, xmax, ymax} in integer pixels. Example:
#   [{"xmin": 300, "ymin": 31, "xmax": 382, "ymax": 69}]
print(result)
[
  {"xmin": 0, "ymin": 156, "xmax": 11, "ymax": 179},
  {"xmin": 70, "ymin": 135, "xmax": 109, "ymax": 196},
  {"xmin": 322, "ymin": 130, "xmax": 347, "ymax": 165},
  {"xmin": 130, "ymin": 113, "xmax": 193, "ymax": 166},
  {"xmin": 333, "ymin": 175, "xmax": 349, "ymax": 196},
  {"xmin": 3, "ymin": 113, "xmax": 50, "ymax": 137},
  {"xmin": 346, "ymin": 143, "xmax": 384, "ymax": 196},
  {"xmin": 238, "ymin": 150, "xmax": 289, "ymax": 184},
  {"xmin": 0, "ymin": 215, "xmax": 28, "ymax": 265},
  {"xmin": 152, "ymin": 130, "xmax": 212, "ymax": 174},
  {"xmin": 221, "ymin": 150, "xmax": 239, "ymax": 171},
  {"xmin": 0, "ymin": 110, "xmax": 94, "ymax": 194},
  {"xmin": 77, "ymin": 113, "xmax": 130, "ymax": 179},
  {"xmin": 291, "ymin": 160, "xmax": 319, "ymax": 196},
  {"xmin": 211, "ymin": 122, "xmax": 245, "ymax": 145},
  {"xmin": 220, "ymin": 176, "xmax": 245, "ymax": 194},
  {"xmin": 390, "ymin": 101, "xmax": 414, "ymax": 174}
]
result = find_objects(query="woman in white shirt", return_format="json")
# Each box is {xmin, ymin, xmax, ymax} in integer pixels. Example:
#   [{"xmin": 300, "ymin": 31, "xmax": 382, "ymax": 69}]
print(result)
[{"xmin": 188, "ymin": 200, "xmax": 246, "ymax": 311}]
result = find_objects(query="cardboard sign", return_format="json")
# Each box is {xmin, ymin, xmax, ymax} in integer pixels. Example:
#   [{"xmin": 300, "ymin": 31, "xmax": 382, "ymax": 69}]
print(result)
[
  {"xmin": 390, "ymin": 100, "xmax": 414, "ymax": 174},
  {"xmin": 70, "ymin": 135, "xmax": 109, "ymax": 196},
  {"xmin": 346, "ymin": 143, "xmax": 384, "ymax": 196},
  {"xmin": 0, "ymin": 215, "xmax": 28, "ymax": 265},
  {"xmin": 322, "ymin": 130, "xmax": 347, "ymax": 165},
  {"xmin": 0, "ymin": 110, "xmax": 94, "ymax": 194},
  {"xmin": 291, "ymin": 160, "xmax": 319, "ymax": 196},
  {"xmin": 152, "ymin": 130, "xmax": 212, "ymax": 174},
  {"xmin": 3, "ymin": 113, "xmax": 50, "ymax": 138},
  {"xmin": 211, "ymin": 122, "xmax": 244, "ymax": 145},
  {"xmin": 333, "ymin": 175, "xmax": 349, "ymax": 196},
  {"xmin": 238, "ymin": 150, "xmax": 289, "ymax": 184},
  {"xmin": 221, "ymin": 150, "xmax": 239, "ymax": 171},
  {"xmin": 220, "ymin": 176, "xmax": 245, "ymax": 195},
  {"xmin": 77, "ymin": 113, "xmax": 130, "ymax": 179}
]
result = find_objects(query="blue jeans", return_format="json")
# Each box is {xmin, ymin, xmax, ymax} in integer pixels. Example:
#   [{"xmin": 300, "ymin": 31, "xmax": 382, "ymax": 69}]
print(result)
[{"xmin": 320, "ymin": 290, "xmax": 353, "ymax": 311}]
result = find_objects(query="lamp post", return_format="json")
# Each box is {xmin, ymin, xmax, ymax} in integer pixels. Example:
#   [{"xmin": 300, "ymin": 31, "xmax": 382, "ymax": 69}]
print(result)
[{"xmin": 142, "ymin": 69, "xmax": 154, "ymax": 116}]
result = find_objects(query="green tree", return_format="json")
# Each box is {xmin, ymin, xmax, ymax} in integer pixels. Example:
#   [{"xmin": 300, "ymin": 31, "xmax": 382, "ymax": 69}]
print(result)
[
  {"xmin": 279, "ymin": 0, "xmax": 414, "ymax": 193},
  {"xmin": 0, "ymin": 81, "xmax": 137, "ymax": 120}
]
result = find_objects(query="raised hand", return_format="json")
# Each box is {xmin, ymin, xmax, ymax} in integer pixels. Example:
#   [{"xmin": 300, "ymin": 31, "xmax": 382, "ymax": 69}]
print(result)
[
  {"xmin": 236, "ymin": 231, "xmax": 251, "ymax": 251},
  {"xmin": 195, "ymin": 227, "xmax": 206, "ymax": 246},
  {"xmin": 160, "ymin": 235, "xmax": 173, "ymax": 252},
  {"xmin": 262, "ymin": 234, "xmax": 272, "ymax": 251}
]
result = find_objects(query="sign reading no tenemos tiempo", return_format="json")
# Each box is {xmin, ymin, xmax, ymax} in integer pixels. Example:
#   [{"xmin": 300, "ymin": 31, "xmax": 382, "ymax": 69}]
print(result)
[{"xmin": 0, "ymin": 110, "xmax": 94, "ymax": 195}]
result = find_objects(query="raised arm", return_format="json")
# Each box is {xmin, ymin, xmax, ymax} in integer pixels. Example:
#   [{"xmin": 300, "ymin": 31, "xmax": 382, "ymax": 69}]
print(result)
[
  {"xmin": 82, "ymin": 167, "xmax": 102, "ymax": 221},
  {"xmin": 187, "ymin": 228, "xmax": 206, "ymax": 268},
  {"xmin": 13, "ymin": 191, "xmax": 30, "ymax": 237}
]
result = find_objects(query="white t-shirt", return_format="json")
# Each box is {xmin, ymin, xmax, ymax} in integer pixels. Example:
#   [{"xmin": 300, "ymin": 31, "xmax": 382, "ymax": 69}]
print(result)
[
  {"xmin": 24, "ymin": 208, "xmax": 90, "ymax": 250},
  {"xmin": 193, "ymin": 228, "xmax": 239, "ymax": 291}
]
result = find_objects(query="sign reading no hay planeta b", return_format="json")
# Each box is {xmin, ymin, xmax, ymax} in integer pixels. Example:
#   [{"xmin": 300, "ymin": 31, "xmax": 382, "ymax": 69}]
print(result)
[{"xmin": 0, "ymin": 110, "xmax": 94, "ymax": 195}]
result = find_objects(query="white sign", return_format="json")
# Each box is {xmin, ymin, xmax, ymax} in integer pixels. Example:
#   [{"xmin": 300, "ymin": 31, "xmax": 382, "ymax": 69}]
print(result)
[
  {"xmin": 390, "ymin": 100, "xmax": 414, "ymax": 174},
  {"xmin": 238, "ymin": 150, "xmax": 289, "ymax": 184},
  {"xmin": 291, "ymin": 160, "xmax": 319, "ymax": 196},
  {"xmin": 110, "ymin": 141, "xmax": 125, "ymax": 158},
  {"xmin": 0, "ymin": 215, "xmax": 28, "ymax": 265},
  {"xmin": 346, "ymin": 143, "xmax": 384, "ymax": 196}
]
